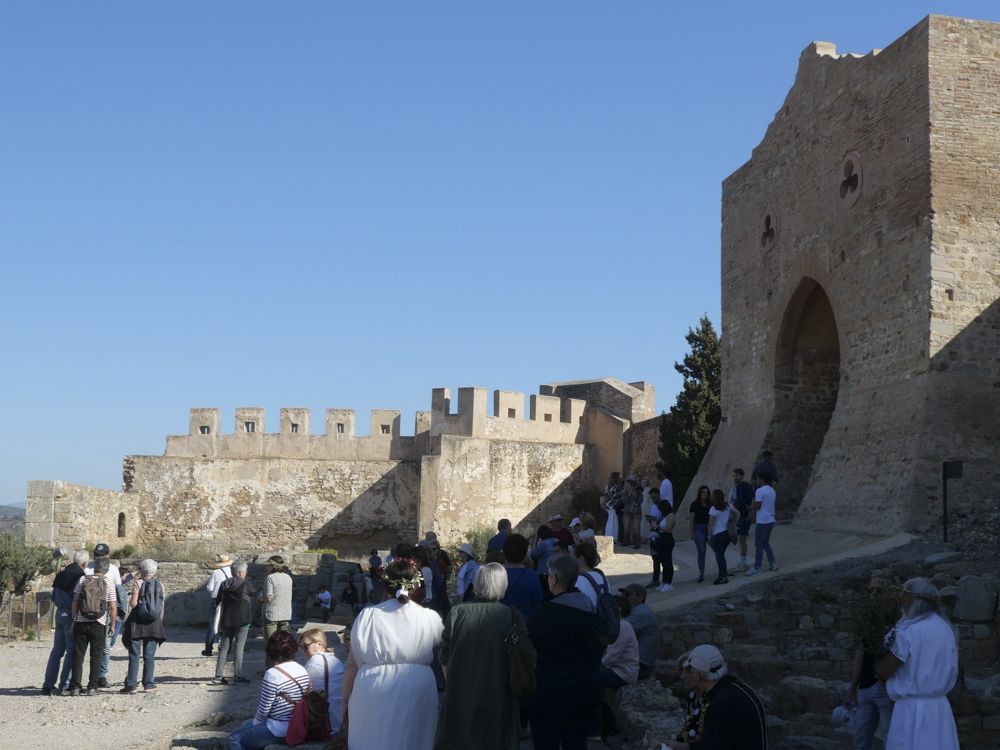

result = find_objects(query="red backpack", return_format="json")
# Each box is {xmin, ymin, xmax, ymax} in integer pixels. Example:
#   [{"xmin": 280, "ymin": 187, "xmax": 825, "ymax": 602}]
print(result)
[{"xmin": 277, "ymin": 663, "xmax": 332, "ymax": 746}]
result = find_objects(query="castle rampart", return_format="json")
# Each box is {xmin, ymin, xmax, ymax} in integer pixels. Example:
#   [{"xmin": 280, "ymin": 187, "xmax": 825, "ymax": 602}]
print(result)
[{"xmin": 30, "ymin": 378, "xmax": 660, "ymax": 552}]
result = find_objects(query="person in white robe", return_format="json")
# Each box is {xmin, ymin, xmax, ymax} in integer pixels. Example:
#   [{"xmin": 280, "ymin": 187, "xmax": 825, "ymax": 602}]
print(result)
[
  {"xmin": 342, "ymin": 560, "xmax": 444, "ymax": 750},
  {"xmin": 876, "ymin": 577, "xmax": 960, "ymax": 750}
]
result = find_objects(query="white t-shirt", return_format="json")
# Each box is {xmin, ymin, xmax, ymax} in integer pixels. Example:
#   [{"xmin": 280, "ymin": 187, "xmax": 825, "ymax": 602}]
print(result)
[
  {"xmin": 305, "ymin": 651, "xmax": 346, "ymax": 732},
  {"xmin": 708, "ymin": 505, "xmax": 731, "ymax": 536},
  {"xmin": 754, "ymin": 485, "xmax": 776, "ymax": 525},
  {"xmin": 85, "ymin": 561, "xmax": 122, "ymax": 586},
  {"xmin": 575, "ymin": 569, "xmax": 608, "ymax": 611},
  {"xmin": 659, "ymin": 478, "xmax": 674, "ymax": 505},
  {"xmin": 205, "ymin": 566, "xmax": 232, "ymax": 597}
]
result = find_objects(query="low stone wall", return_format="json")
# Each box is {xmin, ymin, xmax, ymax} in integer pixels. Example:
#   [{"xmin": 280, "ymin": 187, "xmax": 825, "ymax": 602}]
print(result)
[
  {"xmin": 116, "ymin": 553, "xmax": 362, "ymax": 627},
  {"xmin": 653, "ymin": 541, "xmax": 999, "ymax": 749}
]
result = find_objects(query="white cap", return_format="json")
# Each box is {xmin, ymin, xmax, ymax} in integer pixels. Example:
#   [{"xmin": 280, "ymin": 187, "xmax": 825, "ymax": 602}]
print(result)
[
  {"xmin": 457, "ymin": 543, "xmax": 475, "ymax": 558},
  {"xmin": 683, "ymin": 644, "xmax": 726, "ymax": 675},
  {"xmin": 569, "ymin": 517, "xmax": 582, "ymax": 527}
]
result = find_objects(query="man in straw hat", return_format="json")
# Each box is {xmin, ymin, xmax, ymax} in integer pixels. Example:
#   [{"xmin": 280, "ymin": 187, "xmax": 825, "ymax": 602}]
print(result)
[{"xmin": 201, "ymin": 553, "xmax": 232, "ymax": 657}]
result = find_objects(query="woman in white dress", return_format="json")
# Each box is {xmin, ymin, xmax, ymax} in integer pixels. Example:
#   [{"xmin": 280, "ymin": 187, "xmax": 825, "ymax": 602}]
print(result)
[{"xmin": 342, "ymin": 560, "xmax": 444, "ymax": 750}]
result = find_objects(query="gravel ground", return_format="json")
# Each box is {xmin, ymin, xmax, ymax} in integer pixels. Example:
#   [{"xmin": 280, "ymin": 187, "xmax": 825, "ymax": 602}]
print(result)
[{"xmin": 0, "ymin": 625, "xmax": 293, "ymax": 750}]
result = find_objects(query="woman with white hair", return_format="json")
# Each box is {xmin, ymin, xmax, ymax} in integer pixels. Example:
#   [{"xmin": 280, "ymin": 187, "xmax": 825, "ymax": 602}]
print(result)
[
  {"xmin": 121, "ymin": 558, "xmax": 166, "ymax": 694},
  {"xmin": 437, "ymin": 562, "xmax": 535, "ymax": 750},
  {"xmin": 876, "ymin": 577, "xmax": 960, "ymax": 750}
]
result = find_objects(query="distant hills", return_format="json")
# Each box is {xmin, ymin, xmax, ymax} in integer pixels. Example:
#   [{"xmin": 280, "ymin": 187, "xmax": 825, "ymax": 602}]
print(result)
[{"xmin": 0, "ymin": 504, "xmax": 25, "ymax": 535}]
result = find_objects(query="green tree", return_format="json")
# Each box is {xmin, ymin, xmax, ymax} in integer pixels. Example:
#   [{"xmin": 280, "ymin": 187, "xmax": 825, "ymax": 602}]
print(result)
[
  {"xmin": 0, "ymin": 533, "xmax": 57, "ymax": 615},
  {"xmin": 658, "ymin": 315, "xmax": 721, "ymax": 502}
]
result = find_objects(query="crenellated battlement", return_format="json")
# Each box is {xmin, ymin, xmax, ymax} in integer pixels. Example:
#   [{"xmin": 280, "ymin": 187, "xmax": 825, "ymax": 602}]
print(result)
[
  {"xmin": 166, "ymin": 406, "xmax": 431, "ymax": 461},
  {"xmin": 162, "ymin": 377, "xmax": 653, "ymax": 460},
  {"xmin": 430, "ymin": 386, "xmax": 589, "ymax": 444}
]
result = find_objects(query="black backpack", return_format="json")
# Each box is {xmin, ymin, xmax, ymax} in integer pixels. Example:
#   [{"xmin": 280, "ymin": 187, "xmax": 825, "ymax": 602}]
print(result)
[
  {"xmin": 131, "ymin": 579, "xmax": 164, "ymax": 624},
  {"xmin": 581, "ymin": 571, "xmax": 621, "ymax": 646}
]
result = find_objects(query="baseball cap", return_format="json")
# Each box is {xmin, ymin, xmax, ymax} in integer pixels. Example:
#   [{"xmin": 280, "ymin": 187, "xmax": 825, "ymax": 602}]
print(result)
[
  {"xmin": 619, "ymin": 583, "xmax": 646, "ymax": 597},
  {"xmin": 569, "ymin": 517, "xmax": 582, "ymax": 527},
  {"xmin": 547, "ymin": 514, "xmax": 564, "ymax": 522},
  {"xmin": 93, "ymin": 543, "xmax": 111, "ymax": 557},
  {"xmin": 683, "ymin": 644, "xmax": 726, "ymax": 674}
]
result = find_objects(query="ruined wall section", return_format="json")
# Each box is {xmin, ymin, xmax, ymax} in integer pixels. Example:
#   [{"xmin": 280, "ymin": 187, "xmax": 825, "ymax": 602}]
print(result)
[
  {"xmin": 124, "ymin": 455, "xmax": 420, "ymax": 552},
  {"xmin": 694, "ymin": 20, "xmax": 934, "ymax": 532},
  {"xmin": 25, "ymin": 480, "xmax": 135, "ymax": 551},
  {"xmin": 923, "ymin": 16, "xmax": 1000, "ymax": 533},
  {"xmin": 419, "ymin": 435, "xmax": 587, "ymax": 542}
]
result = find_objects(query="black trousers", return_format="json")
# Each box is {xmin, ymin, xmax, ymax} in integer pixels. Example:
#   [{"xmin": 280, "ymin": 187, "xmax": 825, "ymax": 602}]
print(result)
[
  {"xmin": 653, "ymin": 533, "xmax": 675, "ymax": 583},
  {"xmin": 72, "ymin": 621, "xmax": 106, "ymax": 689}
]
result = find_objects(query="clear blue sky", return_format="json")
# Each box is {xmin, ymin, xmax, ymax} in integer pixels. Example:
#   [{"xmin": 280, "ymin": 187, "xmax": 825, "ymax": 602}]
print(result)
[{"xmin": 1, "ymin": 2, "xmax": 997, "ymax": 504}]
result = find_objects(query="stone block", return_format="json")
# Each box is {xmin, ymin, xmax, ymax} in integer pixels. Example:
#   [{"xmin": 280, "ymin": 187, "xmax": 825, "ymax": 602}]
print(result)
[
  {"xmin": 798, "ymin": 616, "xmax": 815, "ymax": 630},
  {"xmin": 924, "ymin": 551, "xmax": 962, "ymax": 567},
  {"xmin": 953, "ymin": 575, "xmax": 998, "ymax": 622},
  {"xmin": 772, "ymin": 675, "xmax": 839, "ymax": 718}
]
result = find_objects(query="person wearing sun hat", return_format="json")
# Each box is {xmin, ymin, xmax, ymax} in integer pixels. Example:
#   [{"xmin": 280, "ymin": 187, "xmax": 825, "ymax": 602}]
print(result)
[
  {"xmin": 260, "ymin": 555, "xmax": 293, "ymax": 666},
  {"xmin": 659, "ymin": 644, "xmax": 767, "ymax": 750},
  {"xmin": 201, "ymin": 552, "xmax": 233, "ymax": 656}
]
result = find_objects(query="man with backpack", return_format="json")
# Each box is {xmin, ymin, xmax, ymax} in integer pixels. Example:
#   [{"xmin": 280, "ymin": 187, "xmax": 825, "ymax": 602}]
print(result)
[
  {"xmin": 70, "ymin": 556, "xmax": 117, "ymax": 696},
  {"xmin": 84, "ymin": 542, "xmax": 123, "ymax": 687},
  {"xmin": 202, "ymin": 552, "xmax": 233, "ymax": 656},
  {"xmin": 42, "ymin": 549, "xmax": 88, "ymax": 695}
]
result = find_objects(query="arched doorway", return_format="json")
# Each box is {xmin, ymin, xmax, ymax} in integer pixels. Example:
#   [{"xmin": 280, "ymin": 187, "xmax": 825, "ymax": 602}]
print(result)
[{"xmin": 762, "ymin": 278, "xmax": 841, "ymax": 516}]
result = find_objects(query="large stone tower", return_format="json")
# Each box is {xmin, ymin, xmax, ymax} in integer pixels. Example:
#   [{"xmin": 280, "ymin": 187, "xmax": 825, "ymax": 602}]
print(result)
[{"xmin": 692, "ymin": 15, "xmax": 1000, "ymax": 535}]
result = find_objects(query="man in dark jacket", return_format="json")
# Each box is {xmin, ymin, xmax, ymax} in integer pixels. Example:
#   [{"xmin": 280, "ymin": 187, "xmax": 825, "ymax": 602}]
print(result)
[
  {"xmin": 526, "ymin": 553, "xmax": 602, "ymax": 750},
  {"xmin": 662, "ymin": 644, "xmax": 768, "ymax": 750},
  {"xmin": 42, "ymin": 549, "xmax": 88, "ymax": 695}
]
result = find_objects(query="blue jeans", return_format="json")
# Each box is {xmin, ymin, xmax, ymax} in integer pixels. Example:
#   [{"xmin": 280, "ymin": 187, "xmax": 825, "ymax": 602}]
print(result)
[
  {"xmin": 228, "ymin": 719, "xmax": 280, "ymax": 750},
  {"xmin": 205, "ymin": 601, "xmax": 219, "ymax": 651},
  {"xmin": 753, "ymin": 522, "xmax": 776, "ymax": 569},
  {"xmin": 125, "ymin": 638, "xmax": 159, "ymax": 689},
  {"xmin": 99, "ymin": 630, "xmax": 112, "ymax": 678},
  {"xmin": 853, "ymin": 682, "xmax": 892, "ymax": 750},
  {"xmin": 693, "ymin": 523, "xmax": 708, "ymax": 576},
  {"xmin": 43, "ymin": 608, "xmax": 75, "ymax": 690}
]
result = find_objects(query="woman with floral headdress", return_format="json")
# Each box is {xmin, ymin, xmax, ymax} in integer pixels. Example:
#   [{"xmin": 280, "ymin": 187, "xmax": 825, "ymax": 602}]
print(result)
[{"xmin": 342, "ymin": 560, "xmax": 444, "ymax": 750}]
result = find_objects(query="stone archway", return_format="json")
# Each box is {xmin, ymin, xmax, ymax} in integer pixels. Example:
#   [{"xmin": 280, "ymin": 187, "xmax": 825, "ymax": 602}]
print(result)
[{"xmin": 762, "ymin": 278, "xmax": 841, "ymax": 516}]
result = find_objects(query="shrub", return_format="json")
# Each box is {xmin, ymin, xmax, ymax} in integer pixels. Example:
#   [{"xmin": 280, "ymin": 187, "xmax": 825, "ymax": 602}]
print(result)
[
  {"xmin": 464, "ymin": 525, "xmax": 496, "ymax": 561},
  {"xmin": 0, "ymin": 533, "xmax": 57, "ymax": 614},
  {"xmin": 110, "ymin": 544, "xmax": 136, "ymax": 559}
]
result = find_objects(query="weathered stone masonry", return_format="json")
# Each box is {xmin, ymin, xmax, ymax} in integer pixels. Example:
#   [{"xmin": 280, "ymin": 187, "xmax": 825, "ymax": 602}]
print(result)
[
  {"xmin": 27, "ymin": 378, "xmax": 659, "ymax": 552},
  {"xmin": 691, "ymin": 15, "xmax": 1000, "ymax": 537}
]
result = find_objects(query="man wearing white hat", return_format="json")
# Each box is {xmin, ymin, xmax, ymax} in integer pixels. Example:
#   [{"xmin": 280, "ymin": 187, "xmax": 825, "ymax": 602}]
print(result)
[
  {"xmin": 455, "ymin": 543, "xmax": 480, "ymax": 602},
  {"xmin": 201, "ymin": 553, "xmax": 232, "ymax": 656},
  {"xmin": 660, "ymin": 644, "xmax": 767, "ymax": 750},
  {"xmin": 547, "ymin": 514, "xmax": 574, "ymax": 548}
]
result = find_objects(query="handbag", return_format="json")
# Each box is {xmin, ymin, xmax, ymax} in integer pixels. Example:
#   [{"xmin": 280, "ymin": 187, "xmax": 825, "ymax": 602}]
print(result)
[{"xmin": 505, "ymin": 606, "xmax": 536, "ymax": 698}]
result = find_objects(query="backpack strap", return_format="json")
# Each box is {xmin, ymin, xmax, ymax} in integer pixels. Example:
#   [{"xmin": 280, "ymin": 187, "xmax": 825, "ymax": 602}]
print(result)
[
  {"xmin": 581, "ymin": 571, "xmax": 610, "ymax": 596},
  {"xmin": 273, "ymin": 664, "xmax": 305, "ymax": 704}
]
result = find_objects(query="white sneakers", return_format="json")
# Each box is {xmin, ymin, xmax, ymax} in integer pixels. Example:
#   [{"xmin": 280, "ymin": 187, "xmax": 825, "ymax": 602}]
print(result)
[{"xmin": 657, "ymin": 583, "xmax": 673, "ymax": 592}]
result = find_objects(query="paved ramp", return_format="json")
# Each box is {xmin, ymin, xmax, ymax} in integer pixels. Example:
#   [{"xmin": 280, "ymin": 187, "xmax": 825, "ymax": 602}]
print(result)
[{"xmin": 596, "ymin": 526, "xmax": 913, "ymax": 614}]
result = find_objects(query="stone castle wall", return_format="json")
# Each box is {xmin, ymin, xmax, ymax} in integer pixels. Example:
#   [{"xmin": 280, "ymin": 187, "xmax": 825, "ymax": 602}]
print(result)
[
  {"xmin": 692, "ymin": 15, "xmax": 1000, "ymax": 537},
  {"xmin": 921, "ymin": 16, "xmax": 1000, "ymax": 537},
  {"xmin": 26, "ymin": 481, "xmax": 133, "ymax": 552},
  {"xmin": 28, "ymin": 379, "xmax": 651, "ymax": 552}
]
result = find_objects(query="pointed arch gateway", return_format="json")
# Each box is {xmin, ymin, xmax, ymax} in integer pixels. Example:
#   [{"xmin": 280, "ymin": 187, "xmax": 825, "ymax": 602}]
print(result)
[{"xmin": 762, "ymin": 278, "xmax": 841, "ymax": 517}]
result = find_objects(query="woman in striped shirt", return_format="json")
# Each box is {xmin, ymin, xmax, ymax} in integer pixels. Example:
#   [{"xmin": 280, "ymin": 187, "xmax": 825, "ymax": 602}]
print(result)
[{"xmin": 227, "ymin": 631, "xmax": 311, "ymax": 750}]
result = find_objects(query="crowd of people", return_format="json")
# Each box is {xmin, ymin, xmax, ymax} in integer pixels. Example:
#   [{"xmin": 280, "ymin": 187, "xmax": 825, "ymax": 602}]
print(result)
[
  {"xmin": 602, "ymin": 459, "xmax": 779, "ymax": 592},
  {"xmin": 38, "ymin": 458, "xmax": 963, "ymax": 750}
]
